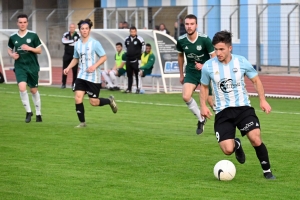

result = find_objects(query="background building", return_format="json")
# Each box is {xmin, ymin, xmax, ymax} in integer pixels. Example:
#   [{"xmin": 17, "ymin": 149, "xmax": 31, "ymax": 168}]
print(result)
[{"xmin": 1, "ymin": 0, "xmax": 300, "ymax": 72}]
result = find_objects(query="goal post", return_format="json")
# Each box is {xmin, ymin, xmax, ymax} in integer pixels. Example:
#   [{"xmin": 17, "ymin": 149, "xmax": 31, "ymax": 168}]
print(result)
[{"xmin": 0, "ymin": 29, "xmax": 52, "ymax": 85}]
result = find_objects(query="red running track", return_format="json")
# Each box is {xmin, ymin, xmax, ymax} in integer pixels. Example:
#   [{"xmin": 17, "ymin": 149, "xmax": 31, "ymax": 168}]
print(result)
[{"xmin": 3, "ymin": 67, "xmax": 300, "ymax": 96}]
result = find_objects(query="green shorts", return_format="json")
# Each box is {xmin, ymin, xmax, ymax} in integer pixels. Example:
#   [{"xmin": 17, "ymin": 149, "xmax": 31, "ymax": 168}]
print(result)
[
  {"xmin": 117, "ymin": 68, "xmax": 126, "ymax": 77},
  {"xmin": 140, "ymin": 68, "xmax": 153, "ymax": 77},
  {"xmin": 15, "ymin": 67, "xmax": 39, "ymax": 88},
  {"xmin": 184, "ymin": 70, "xmax": 212, "ymax": 95}
]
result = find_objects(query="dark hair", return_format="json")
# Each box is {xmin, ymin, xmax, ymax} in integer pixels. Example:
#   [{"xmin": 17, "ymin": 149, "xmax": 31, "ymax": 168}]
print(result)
[
  {"xmin": 17, "ymin": 14, "xmax": 28, "ymax": 20},
  {"xmin": 77, "ymin": 18, "xmax": 93, "ymax": 29},
  {"xmin": 212, "ymin": 30, "xmax": 232, "ymax": 46},
  {"xmin": 184, "ymin": 14, "xmax": 197, "ymax": 24},
  {"xmin": 129, "ymin": 26, "xmax": 137, "ymax": 31},
  {"xmin": 146, "ymin": 43, "xmax": 151, "ymax": 47},
  {"xmin": 116, "ymin": 42, "xmax": 122, "ymax": 47}
]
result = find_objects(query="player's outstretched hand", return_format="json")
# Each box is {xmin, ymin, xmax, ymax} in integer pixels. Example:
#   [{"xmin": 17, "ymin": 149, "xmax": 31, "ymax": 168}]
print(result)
[
  {"xmin": 195, "ymin": 62, "xmax": 203, "ymax": 70},
  {"xmin": 260, "ymin": 100, "xmax": 271, "ymax": 114},
  {"xmin": 201, "ymin": 106, "xmax": 213, "ymax": 119},
  {"xmin": 11, "ymin": 52, "xmax": 19, "ymax": 60},
  {"xmin": 64, "ymin": 68, "xmax": 69, "ymax": 75},
  {"xmin": 179, "ymin": 75, "xmax": 184, "ymax": 85}
]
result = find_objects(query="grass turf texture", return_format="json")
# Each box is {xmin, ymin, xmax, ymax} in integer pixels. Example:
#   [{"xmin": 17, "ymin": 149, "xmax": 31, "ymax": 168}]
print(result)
[{"xmin": 0, "ymin": 84, "xmax": 299, "ymax": 199}]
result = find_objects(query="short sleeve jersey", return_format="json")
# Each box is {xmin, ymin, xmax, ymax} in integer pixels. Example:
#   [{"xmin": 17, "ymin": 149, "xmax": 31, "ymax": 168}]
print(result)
[
  {"xmin": 8, "ymin": 30, "xmax": 42, "ymax": 71},
  {"xmin": 201, "ymin": 54, "xmax": 258, "ymax": 114},
  {"xmin": 176, "ymin": 32, "xmax": 214, "ymax": 73},
  {"xmin": 74, "ymin": 37, "xmax": 106, "ymax": 83}
]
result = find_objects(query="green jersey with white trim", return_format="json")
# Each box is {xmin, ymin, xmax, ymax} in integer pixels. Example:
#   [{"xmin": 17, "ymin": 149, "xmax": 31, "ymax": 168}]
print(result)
[
  {"xmin": 8, "ymin": 30, "xmax": 42, "ymax": 71},
  {"xmin": 176, "ymin": 32, "xmax": 214, "ymax": 72}
]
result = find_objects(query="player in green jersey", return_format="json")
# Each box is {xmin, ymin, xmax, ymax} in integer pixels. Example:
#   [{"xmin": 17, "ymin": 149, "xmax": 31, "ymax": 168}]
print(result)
[
  {"xmin": 7, "ymin": 14, "xmax": 43, "ymax": 123},
  {"xmin": 176, "ymin": 14, "xmax": 216, "ymax": 135}
]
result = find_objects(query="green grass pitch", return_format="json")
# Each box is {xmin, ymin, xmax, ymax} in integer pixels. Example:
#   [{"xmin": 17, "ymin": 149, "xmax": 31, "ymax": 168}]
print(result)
[{"xmin": 0, "ymin": 84, "xmax": 299, "ymax": 199}]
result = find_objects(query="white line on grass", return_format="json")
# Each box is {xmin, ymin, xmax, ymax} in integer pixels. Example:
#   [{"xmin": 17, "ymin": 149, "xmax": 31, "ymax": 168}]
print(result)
[{"xmin": 2, "ymin": 90, "xmax": 300, "ymax": 115}]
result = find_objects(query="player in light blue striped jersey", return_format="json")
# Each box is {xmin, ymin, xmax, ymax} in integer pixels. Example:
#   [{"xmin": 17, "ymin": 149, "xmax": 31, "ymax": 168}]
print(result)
[
  {"xmin": 64, "ymin": 18, "xmax": 118, "ymax": 128},
  {"xmin": 200, "ymin": 30, "xmax": 275, "ymax": 179}
]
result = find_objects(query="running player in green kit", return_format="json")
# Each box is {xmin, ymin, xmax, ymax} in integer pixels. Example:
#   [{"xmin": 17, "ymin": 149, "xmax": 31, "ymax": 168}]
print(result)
[
  {"xmin": 7, "ymin": 14, "xmax": 43, "ymax": 123},
  {"xmin": 176, "ymin": 14, "xmax": 216, "ymax": 135}
]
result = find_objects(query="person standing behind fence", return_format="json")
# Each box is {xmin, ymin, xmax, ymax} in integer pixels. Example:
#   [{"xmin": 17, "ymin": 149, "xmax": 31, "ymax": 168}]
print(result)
[
  {"xmin": 7, "ymin": 14, "xmax": 43, "ymax": 123},
  {"xmin": 124, "ymin": 26, "xmax": 145, "ymax": 93},
  {"xmin": 61, "ymin": 23, "xmax": 80, "ymax": 89}
]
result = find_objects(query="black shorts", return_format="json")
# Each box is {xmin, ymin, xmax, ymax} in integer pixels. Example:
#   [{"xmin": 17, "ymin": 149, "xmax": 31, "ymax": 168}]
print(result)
[
  {"xmin": 73, "ymin": 78, "xmax": 101, "ymax": 98},
  {"xmin": 214, "ymin": 106, "xmax": 260, "ymax": 143}
]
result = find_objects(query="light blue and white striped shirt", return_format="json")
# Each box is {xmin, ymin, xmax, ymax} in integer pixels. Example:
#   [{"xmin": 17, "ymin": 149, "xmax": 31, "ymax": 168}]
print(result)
[
  {"xmin": 201, "ymin": 54, "xmax": 258, "ymax": 114},
  {"xmin": 74, "ymin": 37, "xmax": 106, "ymax": 83}
]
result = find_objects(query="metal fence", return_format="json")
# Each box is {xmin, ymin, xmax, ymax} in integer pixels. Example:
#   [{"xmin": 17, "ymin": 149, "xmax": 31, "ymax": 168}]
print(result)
[{"xmin": 1, "ymin": 4, "xmax": 300, "ymax": 74}]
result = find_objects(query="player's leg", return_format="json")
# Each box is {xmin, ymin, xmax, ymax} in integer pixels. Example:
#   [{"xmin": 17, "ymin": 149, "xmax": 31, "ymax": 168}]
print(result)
[
  {"xmin": 238, "ymin": 107, "xmax": 275, "ymax": 179},
  {"xmin": 73, "ymin": 79, "xmax": 87, "ymax": 127},
  {"xmin": 183, "ymin": 72, "xmax": 205, "ymax": 134},
  {"xmin": 72, "ymin": 63, "xmax": 78, "ymax": 87},
  {"xmin": 101, "ymin": 70, "xmax": 114, "ymax": 90},
  {"xmin": 61, "ymin": 55, "xmax": 70, "ymax": 88},
  {"xmin": 85, "ymin": 81, "xmax": 117, "ymax": 113},
  {"xmin": 215, "ymin": 108, "xmax": 244, "ymax": 163},
  {"xmin": 28, "ymin": 71, "xmax": 42, "ymax": 122},
  {"xmin": 125, "ymin": 61, "xmax": 133, "ymax": 93},
  {"xmin": 15, "ymin": 68, "xmax": 32, "ymax": 123}
]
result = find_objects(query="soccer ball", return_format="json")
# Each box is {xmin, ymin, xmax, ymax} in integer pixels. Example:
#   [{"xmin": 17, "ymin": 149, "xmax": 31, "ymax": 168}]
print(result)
[{"xmin": 213, "ymin": 160, "xmax": 236, "ymax": 181}]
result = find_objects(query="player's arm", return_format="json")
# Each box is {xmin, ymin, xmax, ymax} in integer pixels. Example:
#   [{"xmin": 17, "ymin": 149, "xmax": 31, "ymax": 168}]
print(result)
[
  {"xmin": 7, "ymin": 38, "xmax": 19, "ymax": 60},
  {"xmin": 200, "ymin": 65, "xmax": 213, "ymax": 118},
  {"xmin": 178, "ymin": 53, "xmax": 184, "ymax": 75},
  {"xmin": 86, "ymin": 41, "xmax": 107, "ymax": 73},
  {"xmin": 21, "ymin": 34, "xmax": 42, "ymax": 54},
  {"xmin": 250, "ymin": 75, "xmax": 271, "ymax": 114},
  {"xmin": 64, "ymin": 58, "xmax": 79, "ymax": 75},
  {"xmin": 89, "ymin": 55, "xmax": 107, "ymax": 71},
  {"xmin": 7, "ymin": 48, "xmax": 19, "ymax": 60},
  {"xmin": 22, "ymin": 45, "xmax": 42, "ymax": 54}
]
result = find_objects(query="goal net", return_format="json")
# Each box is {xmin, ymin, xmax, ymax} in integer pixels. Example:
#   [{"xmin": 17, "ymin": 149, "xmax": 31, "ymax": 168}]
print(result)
[{"xmin": 0, "ymin": 29, "xmax": 52, "ymax": 85}]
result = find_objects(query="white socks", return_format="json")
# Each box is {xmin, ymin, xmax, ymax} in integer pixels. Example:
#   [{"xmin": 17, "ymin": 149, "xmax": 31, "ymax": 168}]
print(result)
[
  {"xmin": 138, "ymin": 74, "xmax": 142, "ymax": 89},
  {"xmin": 20, "ymin": 90, "xmax": 31, "ymax": 112},
  {"xmin": 32, "ymin": 91, "xmax": 41, "ymax": 115},
  {"xmin": 109, "ymin": 70, "xmax": 118, "ymax": 86},
  {"xmin": 186, "ymin": 98, "xmax": 204, "ymax": 122},
  {"xmin": 102, "ymin": 71, "xmax": 114, "ymax": 88}
]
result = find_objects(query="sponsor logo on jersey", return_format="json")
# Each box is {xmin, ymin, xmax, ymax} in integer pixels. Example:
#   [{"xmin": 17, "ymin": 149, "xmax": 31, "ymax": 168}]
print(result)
[
  {"xmin": 218, "ymin": 78, "xmax": 241, "ymax": 93},
  {"xmin": 186, "ymin": 53, "xmax": 204, "ymax": 62}
]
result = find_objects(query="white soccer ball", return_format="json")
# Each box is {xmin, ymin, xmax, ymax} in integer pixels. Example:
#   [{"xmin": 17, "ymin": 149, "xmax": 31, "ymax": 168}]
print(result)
[{"xmin": 213, "ymin": 160, "xmax": 236, "ymax": 181}]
